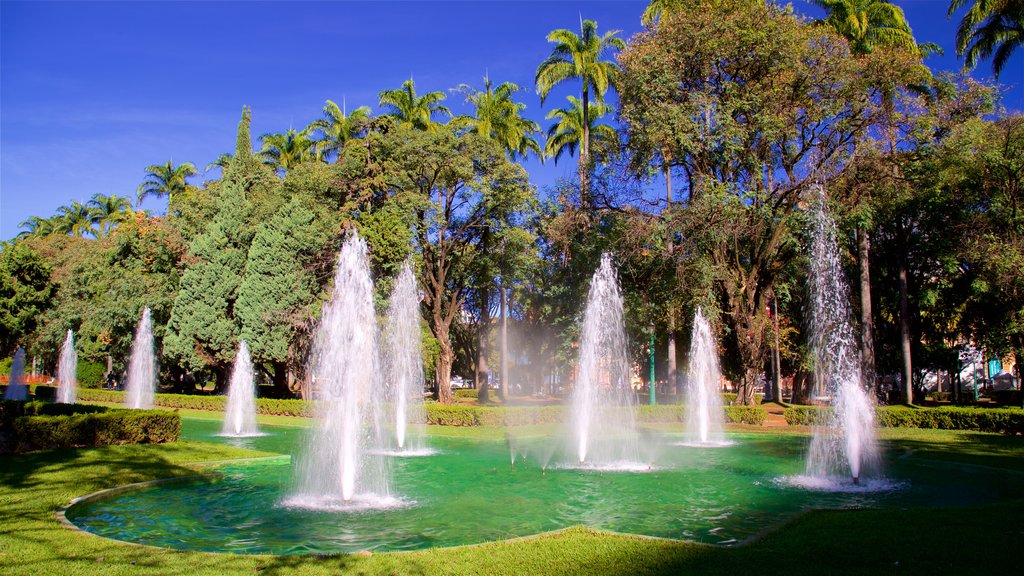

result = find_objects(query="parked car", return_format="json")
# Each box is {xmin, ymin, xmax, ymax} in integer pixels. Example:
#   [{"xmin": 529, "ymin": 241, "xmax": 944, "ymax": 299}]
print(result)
[{"xmin": 450, "ymin": 376, "xmax": 468, "ymax": 390}]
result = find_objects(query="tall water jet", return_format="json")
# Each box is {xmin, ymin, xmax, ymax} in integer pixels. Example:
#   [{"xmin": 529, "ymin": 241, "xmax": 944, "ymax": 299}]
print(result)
[
  {"xmin": 569, "ymin": 254, "xmax": 642, "ymax": 469},
  {"xmin": 221, "ymin": 341, "xmax": 260, "ymax": 437},
  {"xmin": 285, "ymin": 233, "xmax": 393, "ymax": 508},
  {"xmin": 384, "ymin": 261, "xmax": 427, "ymax": 453},
  {"xmin": 805, "ymin": 188, "xmax": 879, "ymax": 486},
  {"xmin": 125, "ymin": 307, "xmax": 156, "ymax": 409},
  {"xmin": 683, "ymin": 309, "xmax": 727, "ymax": 446},
  {"xmin": 57, "ymin": 330, "xmax": 78, "ymax": 404},
  {"xmin": 3, "ymin": 349, "xmax": 28, "ymax": 401}
]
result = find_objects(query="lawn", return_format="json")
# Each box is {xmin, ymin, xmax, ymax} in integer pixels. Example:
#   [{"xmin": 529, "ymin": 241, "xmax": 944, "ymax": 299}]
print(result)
[{"xmin": 0, "ymin": 425, "xmax": 1021, "ymax": 575}]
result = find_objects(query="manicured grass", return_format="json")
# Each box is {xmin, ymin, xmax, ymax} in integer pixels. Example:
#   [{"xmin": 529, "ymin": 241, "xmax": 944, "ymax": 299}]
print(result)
[{"xmin": 0, "ymin": 426, "xmax": 1021, "ymax": 575}]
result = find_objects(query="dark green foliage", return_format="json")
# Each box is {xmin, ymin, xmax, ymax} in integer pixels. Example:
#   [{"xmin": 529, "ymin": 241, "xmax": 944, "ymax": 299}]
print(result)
[
  {"xmin": 76, "ymin": 389, "xmax": 313, "ymax": 417},
  {"xmin": 0, "ymin": 241, "xmax": 55, "ymax": 355},
  {"xmin": 32, "ymin": 385, "xmax": 56, "ymax": 401},
  {"xmin": 76, "ymin": 360, "xmax": 105, "ymax": 388},
  {"xmin": 237, "ymin": 197, "xmax": 323, "ymax": 370},
  {"xmin": 236, "ymin": 106, "xmax": 252, "ymax": 160},
  {"xmin": 164, "ymin": 180, "xmax": 252, "ymax": 373},
  {"xmin": 784, "ymin": 405, "xmax": 1024, "ymax": 433},
  {"xmin": 0, "ymin": 408, "xmax": 179, "ymax": 453},
  {"xmin": 0, "ymin": 399, "xmax": 107, "ymax": 418}
]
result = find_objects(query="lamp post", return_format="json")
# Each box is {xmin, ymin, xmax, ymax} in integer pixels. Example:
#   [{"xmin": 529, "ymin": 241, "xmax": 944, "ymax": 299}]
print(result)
[{"xmin": 649, "ymin": 324, "xmax": 656, "ymax": 406}]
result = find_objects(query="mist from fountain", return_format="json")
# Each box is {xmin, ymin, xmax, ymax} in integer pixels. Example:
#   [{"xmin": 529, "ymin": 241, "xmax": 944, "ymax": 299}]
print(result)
[
  {"xmin": 3, "ymin": 349, "xmax": 27, "ymax": 401},
  {"xmin": 682, "ymin": 309, "xmax": 729, "ymax": 446},
  {"xmin": 284, "ymin": 233, "xmax": 398, "ymax": 510},
  {"xmin": 568, "ymin": 253, "xmax": 643, "ymax": 470},
  {"xmin": 221, "ymin": 340, "xmax": 261, "ymax": 437},
  {"xmin": 383, "ymin": 260, "xmax": 430, "ymax": 455},
  {"xmin": 802, "ymin": 187, "xmax": 881, "ymax": 488},
  {"xmin": 57, "ymin": 330, "xmax": 78, "ymax": 404},
  {"xmin": 125, "ymin": 307, "xmax": 156, "ymax": 409}
]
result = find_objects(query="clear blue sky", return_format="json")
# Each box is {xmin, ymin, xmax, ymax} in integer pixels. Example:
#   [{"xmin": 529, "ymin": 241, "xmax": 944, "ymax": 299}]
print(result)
[{"xmin": 2, "ymin": 0, "xmax": 1020, "ymax": 240}]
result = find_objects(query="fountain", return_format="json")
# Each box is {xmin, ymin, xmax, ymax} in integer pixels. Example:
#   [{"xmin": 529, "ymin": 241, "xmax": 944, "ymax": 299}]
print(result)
[
  {"xmin": 383, "ymin": 260, "xmax": 429, "ymax": 454},
  {"xmin": 3, "ymin": 348, "xmax": 28, "ymax": 401},
  {"xmin": 57, "ymin": 330, "xmax": 78, "ymax": 404},
  {"xmin": 802, "ymin": 188, "xmax": 880, "ymax": 488},
  {"xmin": 568, "ymin": 253, "xmax": 643, "ymax": 470},
  {"xmin": 284, "ymin": 232, "xmax": 396, "ymax": 509},
  {"xmin": 125, "ymin": 307, "xmax": 156, "ymax": 409},
  {"xmin": 221, "ymin": 341, "xmax": 261, "ymax": 437},
  {"xmin": 682, "ymin": 309, "xmax": 729, "ymax": 446}
]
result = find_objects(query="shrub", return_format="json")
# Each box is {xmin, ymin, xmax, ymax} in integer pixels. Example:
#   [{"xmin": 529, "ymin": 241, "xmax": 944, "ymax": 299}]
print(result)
[
  {"xmin": 0, "ymin": 357, "xmax": 12, "ymax": 375},
  {"xmin": 724, "ymin": 406, "xmax": 768, "ymax": 425},
  {"xmin": 454, "ymin": 389, "xmax": 479, "ymax": 399},
  {"xmin": 784, "ymin": 404, "xmax": 1024, "ymax": 434},
  {"xmin": 0, "ymin": 409, "xmax": 180, "ymax": 453},
  {"xmin": 721, "ymin": 393, "xmax": 765, "ymax": 405},
  {"xmin": 783, "ymin": 406, "xmax": 831, "ymax": 426},
  {"xmin": 425, "ymin": 404, "xmax": 480, "ymax": 426},
  {"xmin": 32, "ymin": 385, "xmax": 56, "ymax": 401},
  {"xmin": 76, "ymin": 389, "xmax": 313, "ymax": 417},
  {"xmin": 76, "ymin": 361, "xmax": 107, "ymax": 389}
]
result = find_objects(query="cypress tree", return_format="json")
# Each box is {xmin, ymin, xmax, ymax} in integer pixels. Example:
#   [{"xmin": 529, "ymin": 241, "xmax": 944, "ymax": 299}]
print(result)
[{"xmin": 236, "ymin": 105, "xmax": 252, "ymax": 160}]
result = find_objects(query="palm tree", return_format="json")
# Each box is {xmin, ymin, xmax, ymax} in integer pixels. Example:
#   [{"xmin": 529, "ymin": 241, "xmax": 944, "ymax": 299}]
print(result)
[
  {"xmin": 949, "ymin": 0, "xmax": 1023, "ymax": 78},
  {"xmin": 642, "ymin": 0, "xmax": 684, "ymax": 25},
  {"xmin": 535, "ymin": 19, "xmax": 625, "ymax": 196},
  {"xmin": 259, "ymin": 129, "xmax": 316, "ymax": 173},
  {"xmin": 88, "ymin": 193, "xmax": 135, "ymax": 237},
  {"xmin": 205, "ymin": 153, "xmax": 233, "ymax": 173},
  {"xmin": 55, "ymin": 201, "xmax": 98, "ymax": 238},
  {"xmin": 308, "ymin": 99, "xmax": 372, "ymax": 161},
  {"xmin": 544, "ymin": 96, "xmax": 617, "ymax": 165},
  {"xmin": 453, "ymin": 76, "xmax": 541, "ymax": 160},
  {"xmin": 137, "ymin": 160, "xmax": 198, "ymax": 205},
  {"xmin": 16, "ymin": 215, "xmax": 59, "ymax": 239},
  {"xmin": 812, "ymin": 0, "xmax": 939, "ymax": 57},
  {"xmin": 378, "ymin": 79, "xmax": 452, "ymax": 132}
]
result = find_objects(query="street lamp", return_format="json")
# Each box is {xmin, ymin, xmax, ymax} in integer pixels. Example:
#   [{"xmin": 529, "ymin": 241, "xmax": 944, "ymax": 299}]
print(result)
[{"xmin": 648, "ymin": 324, "xmax": 656, "ymax": 406}]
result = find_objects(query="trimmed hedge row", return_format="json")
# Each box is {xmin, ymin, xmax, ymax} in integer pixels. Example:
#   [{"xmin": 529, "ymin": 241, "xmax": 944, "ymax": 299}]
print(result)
[
  {"xmin": 0, "ymin": 408, "xmax": 180, "ymax": 453},
  {"xmin": 784, "ymin": 405, "xmax": 1024, "ymax": 434},
  {"xmin": 77, "ymin": 389, "xmax": 312, "ymax": 417},
  {"xmin": 0, "ymin": 399, "xmax": 107, "ymax": 419}
]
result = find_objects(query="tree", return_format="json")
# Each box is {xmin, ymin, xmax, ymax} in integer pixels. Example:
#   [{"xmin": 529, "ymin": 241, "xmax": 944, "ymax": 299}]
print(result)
[
  {"xmin": 618, "ymin": 0, "xmax": 903, "ymax": 404},
  {"xmin": 206, "ymin": 153, "xmax": 233, "ymax": 173},
  {"xmin": 137, "ymin": 161, "xmax": 198, "ymax": 205},
  {"xmin": 88, "ymin": 194, "xmax": 135, "ymax": 237},
  {"xmin": 642, "ymin": 0, "xmax": 684, "ymax": 26},
  {"xmin": 544, "ymin": 96, "xmax": 617, "ymax": 166},
  {"xmin": 259, "ymin": 129, "xmax": 316, "ymax": 174},
  {"xmin": 949, "ymin": 0, "xmax": 1023, "ymax": 78},
  {"xmin": 378, "ymin": 79, "xmax": 452, "ymax": 132},
  {"xmin": 308, "ymin": 99, "xmax": 372, "ymax": 161},
  {"xmin": 453, "ymin": 76, "xmax": 541, "ymax": 160},
  {"xmin": 55, "ymin": 201, "xmax": 98, "ymax": 238},
  {"xmin": 17, "ymin": 216, "xmax": 60, "ymax": 239},
  {"xmin": 237, "ymin": 196, "xmax": 328, "ymax": 397},
  {"xmin": 535, "ymin": 18, "xmax": 625, "ymax": 199},
  {"xmin": 0, "ymin": 241, "xmax": 54, "ymax": 355}
]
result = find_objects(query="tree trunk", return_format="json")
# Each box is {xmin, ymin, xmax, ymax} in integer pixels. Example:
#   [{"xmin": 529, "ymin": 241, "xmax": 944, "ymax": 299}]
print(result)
[
  {"xmin": 667, "ymin": 311, "xmax": 678, "ymax": 396},
  {"xmin": 580, "ymin": 86, "xmax": 590, "ymax": 207},
  {"xmin": 771, "ymin": 298, "xmax": 781, "ymax": 403},
  {"xmin": 500, "ymin": 285, "xmax": 509, "ymax": 401},
  {"xmin": 898, "ymin": 224, "xmax": 914, "ymax": 405},
  {"xmin": 857, "ymin": 226, "xmax": 876, "ymax": 392},
  {"xmin": 476, "ymin": 287, "xmax": 490, "ymax": 403},
  {"xmin": 272, "ymin": 361, "xmax": 289, "ymax": 398},
  {"xmin": 436, "ymin": 336, "xmax": 454, "ymax": 404}
]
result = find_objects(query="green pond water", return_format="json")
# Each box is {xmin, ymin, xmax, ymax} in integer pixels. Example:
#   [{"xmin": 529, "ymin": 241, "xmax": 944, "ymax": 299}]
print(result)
[{"xmin": 65, "ymin": 418, "xmax": 1020, "ymax": 555}]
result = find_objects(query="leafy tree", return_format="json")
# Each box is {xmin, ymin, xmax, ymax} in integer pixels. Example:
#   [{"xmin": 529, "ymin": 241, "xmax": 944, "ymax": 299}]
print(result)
[
  {"xmin": 0, "ymin": 241, "xmax": 55, "ymax": 355},
  {"xmin": 453, "ymin": 76, "xmax": 541, "ymax": 160},
  {"xmin": 259, "ymin": 129, "xmax": 316, "ymax": 174},
  {"xmin": 137, "ymin": 160, "xmax": 198, "ymax": 205},
  {"xmin": 16, "ymin": 216, "xmax": 60, "ymax": 239},
  {"xmin": 949, "ymin": 0, "xmax": 1023, "ymax": 77},
  {"xmin": 378, "ymin": 79, "xmax": 452, "ymax": 132},
  {"xmin": 237, "ymin": 196, "xmax": 329, "ymax": 397},
  {"xmin": 617, "ymin": 0, "xmax": 908, "ymax": 403},
  {"xmin": 88, "ymin": 194, "xmax": 135, "ymax": 237},
  {"xmin": 535, "ymin": 18, "xmax": 625, "ymax": 199},
  {"xmin": 544, "ymin": 96, "xmax": 617, "ymax": 165},
  {"xmin": 308, "ymin": 99, "xmax": 372, "ymax": 161}
]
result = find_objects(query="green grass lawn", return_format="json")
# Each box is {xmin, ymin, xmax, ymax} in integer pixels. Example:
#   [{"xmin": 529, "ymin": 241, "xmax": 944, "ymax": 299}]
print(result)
[{"xmin": 1, "ymin": 425, "xmax": 1021, "ymax": 575}]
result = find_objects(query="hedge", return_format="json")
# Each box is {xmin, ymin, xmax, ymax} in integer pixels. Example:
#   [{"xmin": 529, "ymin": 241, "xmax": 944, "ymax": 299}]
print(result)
[
  {"xmin": 77, "ymin": 361, "xmax": 106, "ymax": 388},
  {"xmin": 77, "ymin": 389, "xmax": 312, "ymax": 417},
  {"xmin": 784, "ymin": 405, "xmax": 1024, "ymax": 434},
  {"xmin": 0, "ymin": 408, "xmax": 180, "ymax": 453},
  {"xmin": 454, "ymin": 389, "xmax": 479, "ymax": 399}
]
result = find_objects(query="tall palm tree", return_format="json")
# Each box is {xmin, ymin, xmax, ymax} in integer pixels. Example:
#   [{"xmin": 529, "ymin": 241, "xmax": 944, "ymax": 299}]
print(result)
[
  {"xmin": 308, "ymin": 99, "xmax": 372, "ymax": 161},
  {"xmin": 16, "ymin": 215, "xmax": 59, "ymax": 239},
  {"xmin": 137, "ymin": 160, "xmax": 198, "ymax": 205},
  {"xmin": 949, "ymin": 0, "xmax": 1023, "ymax": 78},
  {"xmin": 378, "ymin": 79, "xmax": 452, "ymax": 132},
  {"xmin": 453, "ymin": 76, "xmax": 541, "ymax": 160},
  {"xmin": 535, "ymin": 19, "xmax": 625, "ymax": 195},
  {"xmin": 812, "ymin": 0, "xmax": 939, "ymax": 57},
  {"xmin": 205, "ymin": 153, "xmax": 233, "ymax": 173},
  {"xmin": 88, "ymin": 193, "xmax": 135, "ymax": 237},
  {"xmin": 55, "ymin": 201, "xmax": 98, "ymax": 238},
  {"xmin": 544, "ymin": 96, "xmax": 617, "ymax": 165},
  {"xmin": 259, "ymin": 129, "xmax": 316, "ymax": 173},
  {"xmin": 642, "ymin": 0, "xmax": 684, "ymax": 25}
]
